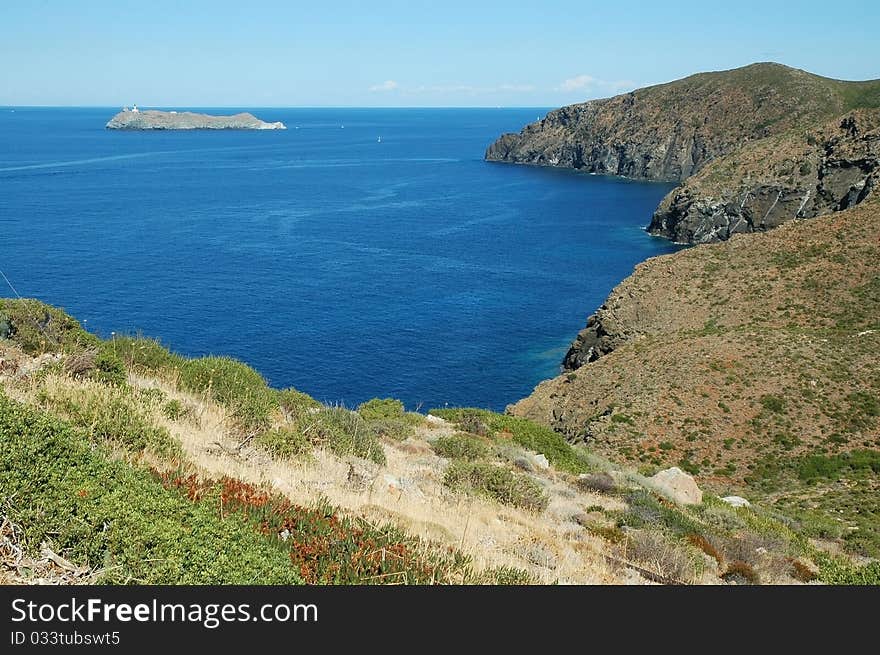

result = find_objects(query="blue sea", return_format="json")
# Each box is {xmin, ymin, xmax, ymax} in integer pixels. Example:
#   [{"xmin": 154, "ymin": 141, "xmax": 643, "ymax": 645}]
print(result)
[{"xmin": 0, "ymin": 107, "xmax": 677, "ymax": 410}]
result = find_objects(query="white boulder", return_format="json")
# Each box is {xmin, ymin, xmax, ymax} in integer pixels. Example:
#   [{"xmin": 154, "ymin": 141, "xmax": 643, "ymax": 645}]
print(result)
[
  {"xmin": 721, "ymin": 495, "xmax": 751, "ymax": 508},
  {"xmin": 648, "ymin": 467, "xmax": 703, "ymax": 505}
]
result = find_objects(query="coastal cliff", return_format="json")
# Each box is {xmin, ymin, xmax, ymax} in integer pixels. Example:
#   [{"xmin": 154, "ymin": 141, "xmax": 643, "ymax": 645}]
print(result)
[
  {"xmin": 486, "ymin": 63, "xmax": 880, "ymax": 244},
  {"xmin": 511, "ymin": 195, "xmax": 880, "ymax": 558},
  {"xmin": 648, "ymin": 110, "xmax": 879, "ymax": 242},
  {"xmin": 106, "ymin": 109, "xmax": 286, "ymax": 130}
]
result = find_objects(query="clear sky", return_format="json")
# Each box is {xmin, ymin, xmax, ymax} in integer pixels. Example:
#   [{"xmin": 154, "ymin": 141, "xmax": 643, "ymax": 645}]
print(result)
[{"xmin": 2, "ymin": 0, "xmax": 879, "ymax": 107}]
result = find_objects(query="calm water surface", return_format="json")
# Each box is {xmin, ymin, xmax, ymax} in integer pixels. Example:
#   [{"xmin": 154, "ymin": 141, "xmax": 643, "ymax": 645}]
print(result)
[{"xmin": 0, "ymin": 107, "xmax": 677, "ymax": 409}]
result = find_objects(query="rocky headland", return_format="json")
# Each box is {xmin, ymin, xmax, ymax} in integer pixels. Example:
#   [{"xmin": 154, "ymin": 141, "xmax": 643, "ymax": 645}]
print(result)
[
  {"xmin": 486, "ymin": 62, "xmax": 880, "ymax": 244},
  {"xmin": 105, "ymin": 109, "xmax": 286, "ymax": 130},
  {"xmin": 489, "ymin": 64, "xmax": 880, "ymax": 565}
]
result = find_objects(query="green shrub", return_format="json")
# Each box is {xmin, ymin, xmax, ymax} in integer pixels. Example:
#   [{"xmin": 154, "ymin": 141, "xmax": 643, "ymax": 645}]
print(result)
[
  {"xmin": 357, "ymin": 397, "xmax": 405, "ymax": 420},
  {"xmin": 255, "ymin": 427, "xmax": 312, "ymax": 459},
  {"xmin": 307, "ymin": 407, "xmax": 386, "ymax": 465},
  {"xmin": 36, "ymin": 379, "xmax": 179, "ymax": 458},
  {"xmin": 796, "ymin": 449, "xmax": 880, "ymax": 482},
  {"xmin": 177, "ymin": 356, "xmax": 278, "ymax": 431},
  {"xmin": 0, "ymin": 298, "xmax": 99, "ymax": 354},
  {"xmin": 161, "ymin": 399, "xmax": 187, "ymax": 421},
  {"xmin": 444, "ymin": 460, "xmax": 547, "ymax": 511},
  {"xmin": 432, "ymin": 433, "xmax": 491, "ymax": 460},
  {"xmin": 760, "ymin": 394, "xmax": 786, "ymax": 414},
  {"xmin": 91, "ymin": 344, "xmax": 127, "ymax": 386},
  {"xmin": 475, "ymin": 566, "xmax": 534, "ymax": 585},
  {"xmin": 430, "ymin": 408, "xmax": 590, "ymax": 474},
  {"xmin": 0, "ymin": 392, "xmax": 302, "ymax": 584},
  {"xmin": 111, "ymin": 336, "xmax": 184, "ymax": 372},
  {"xmin": 816, "ymin": 553, "xmax": 880, "ymax": 585},
  {"xmin": 365, "ymin": 417, "xmax": 416, "ymax": 441},
  {"xmin": 618, "ymin": 489, "xmax": 704, "ymax": 537},
  {"xmin": 275, "ymin": 387, "xmax": 321, "ymax": 419},
  {"xmin": 611, "ymin": 413, "xmax": 635, "ymax": 425}
]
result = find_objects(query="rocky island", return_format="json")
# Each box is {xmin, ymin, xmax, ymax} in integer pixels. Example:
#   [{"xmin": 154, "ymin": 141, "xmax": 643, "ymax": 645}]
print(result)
[{"xmin": 105, "ymin": 107, "xmax": 286, "ymax": 130}]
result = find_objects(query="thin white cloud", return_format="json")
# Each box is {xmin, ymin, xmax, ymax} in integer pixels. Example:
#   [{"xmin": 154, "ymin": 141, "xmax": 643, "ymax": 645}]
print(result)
[
  {"xmin": 369, "ymin": 80, "xmax": 399, "ymax": 92},
  {"xmin": 558, "ymin": 75, "xmax": 596, "ymax": 92},
  {"xmin": 410, "ymin": 83, "xmax": 536, "ymax": 95},
  {"xmin": 556, "ymin": 75, "xmax": 639, "ymax": 94}
]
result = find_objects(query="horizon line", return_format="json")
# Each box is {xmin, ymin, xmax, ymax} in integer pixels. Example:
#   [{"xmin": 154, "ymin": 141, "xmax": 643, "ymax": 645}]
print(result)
[{"xmin": 1, "ymin": 104, "xmax": 558, "ymax": 110}]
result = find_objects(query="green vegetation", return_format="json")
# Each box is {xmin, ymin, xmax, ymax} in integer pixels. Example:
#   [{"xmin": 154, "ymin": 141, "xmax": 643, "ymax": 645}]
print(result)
[
  {"xmin": 444, "ymin": 460, "xmax": 548, "ymax": 511},
  {"xmin": 254, "ymin": 426, "xmax": 312, "ymax": 459},
  {"xmin": 35, "ymin": 378, "xmax": 180, "ymax": 458},
  {"xmin": 1, "ymin": 391, "xmax": 500, "ymax": 585},
  {"xmin": 429, "ymin": 408, "xmax": 591, "ymax": 474},
  {"xmin": 431, "ymin": 432, "xmax": 491, "ymax": 461},
  {"xmin": 0, "ymin": 392, "xmax": 301, "ymax": 584},
  {"xmin": 177, "ymin": 356, "xmax": 278, "ymax": 431},
  {"xmin": 760, "ymin": 394, "xmax": 786, "ymax": 414},
  {"xmin": 357, "ymin": 397, "xmax": 406, "ymax": 420},
  {"xmin": 305, "ymin": 407, "xmax": 387, "ymax": 465},
  {"xmin": 112, "ymin": 335, "xmax": 184, "ymax": 371},
  {"xmin": 796, "ymin": 449, "xmax": 880, "ymax": 483},
  {"xmin": 0, "ymin": 298, "xmax": 99, "ymax": 354},
  {"xmin": 815, "ymin": 552, "xmax": 880, "ymax": 585},
  {"xmin": 355, "ymin": 397, "xmax": 425, "ymax": 441}
]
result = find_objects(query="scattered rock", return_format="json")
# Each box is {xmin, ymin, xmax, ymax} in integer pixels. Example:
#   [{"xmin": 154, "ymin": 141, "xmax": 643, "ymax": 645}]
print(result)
[
  {"xmin": 576, "ymin": 472, "xmax": 616, "ymax": 494},
  {"xmin": 383, "ymin": 474, "xmax": 402, "ymax": 491},
  {"xmin": 345, "ymin": 458, "xmax": 380, "ymax": 491},
  {"xmin": 514, "ymin": 452, "xmax": 551, "ymax": 473},
  {"xmin": 721, "ymin": 495, "xmax": 751, "ymax": 508},
  {"xmin": 424, "ymin": 414, "xmax": 448, "ymax": 426},
  {"xmin": 513, "ymin": 456, "xmax": 535, "ymax": 472},
  {"xmin": 647, "ymin": 467, "xmax": 703, "ymax": 505}
]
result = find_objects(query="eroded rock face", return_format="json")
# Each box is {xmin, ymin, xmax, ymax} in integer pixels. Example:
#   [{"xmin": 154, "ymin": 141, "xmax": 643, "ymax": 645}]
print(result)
[
  {"xmin": 105, "ymin": 110, "xmax": 286, "ymax": 130},
  {"xmin": 486, "ymin": 95, "xmax": 740, "ymax": 183},
  {"xmin": 648, "ymin": 113, "xmax": 879, "ymax": 243}
]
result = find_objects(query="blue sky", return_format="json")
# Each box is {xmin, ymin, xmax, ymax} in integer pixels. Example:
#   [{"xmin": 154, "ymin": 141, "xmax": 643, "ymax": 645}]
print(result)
[{"xmin": 2, "ymin": 0, "xmax": 878, "ymax": 107}]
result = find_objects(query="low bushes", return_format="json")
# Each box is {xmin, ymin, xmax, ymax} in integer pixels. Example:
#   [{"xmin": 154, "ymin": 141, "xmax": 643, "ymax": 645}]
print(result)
[
  {"xmin": 0, "ymin": 299, "xmax": 99, "ymax": 354},
  {"xmin": 444, "ymin": 460, "xmax": 547, "ymax": 511},
  {"xmin": 429, "ymin": 408, "xmax": 591, "ymax": 474},
  {"xmin": 35, "ymin": 376, "xmax": 179, "ymax": 458},
  {"xmin": 177, "ymin": 356, "xmax": 278, "ymax": 431},
  {"xmin": 431, "ymin": 433, "xmax": 491, "ymax": 461},
  {"xmin": 305, "ymin": 407, "xmax": 386, "ymax": 465},
  {"xmin": 0, "ymin": 392, "xmax": 301, "ymax": 584}
]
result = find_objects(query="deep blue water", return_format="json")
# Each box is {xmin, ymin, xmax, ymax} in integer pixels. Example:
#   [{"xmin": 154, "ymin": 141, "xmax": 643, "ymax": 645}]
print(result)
[{"xmin": 0, "ymin": 107, "xmax": 677, "ymax": 410}]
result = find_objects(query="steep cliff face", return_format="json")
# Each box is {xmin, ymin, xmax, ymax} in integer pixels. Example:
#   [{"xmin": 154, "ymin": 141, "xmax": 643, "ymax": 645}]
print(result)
[
  {"xmin": 648, "ymin": 111, "xmax": 880, "ymax": 243},
  {"xmin": 486, "ymin": 63, "xmax": 874, "ymax": 183}
]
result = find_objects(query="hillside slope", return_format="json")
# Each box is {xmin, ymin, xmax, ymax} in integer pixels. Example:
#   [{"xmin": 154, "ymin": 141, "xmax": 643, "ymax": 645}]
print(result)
[
  {"xmin": 511, "ymin": 196, "xmax": 880, "ymax": 558},
  {"xmin": 4, "ymin": 299, "xmax": 873, "ymax": 584},
  {"xmin": 486, "ymin": 63, "xmax": 880, "ymax": 243}
]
